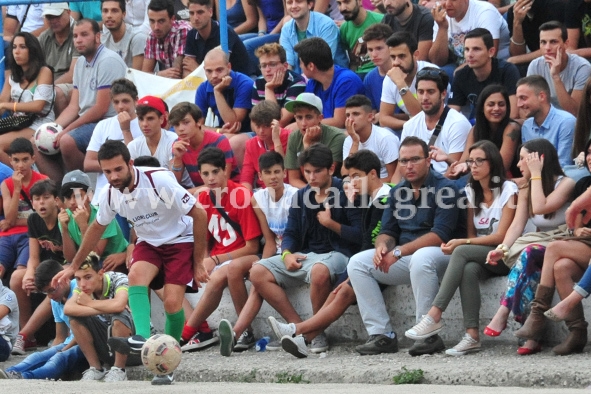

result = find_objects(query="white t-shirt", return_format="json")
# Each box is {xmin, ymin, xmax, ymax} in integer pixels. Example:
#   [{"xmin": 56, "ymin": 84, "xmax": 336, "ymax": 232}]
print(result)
[
  {"xmin": 7, "ymin": 4, "xmax": 45, "ymax": 33},
  {"xmin": 343, "ymin": 125, "xmax": 400, "ymax": 179},
  {"xmin": 381, "ymin": 60, "xmax": 439, "ymax": 115},
  {"xmin": 466, "ymin": 180, "xmax": 518, "ymax": 236},
  {"xmin": 253, "ymin": 184, "xmax": 298, "ymax": 254},
  {"xmin": 432, "ymin": 0, "xmax": 510, "ymax": 63},
  {"xmin": 101, "ymin": 24, "xmax": 147, "ymax": 68},
  {"xmin": 86, "ymin": 116, "xmax": 143, "ymax": 205},
  {"xmin": 95, "ymin": 167, "xmax": 196, "ymax": 246},
  {"xmin": 128, "ymin": 129, "xmax": 193, "ymax": 188},
  {"xmin": 530, "ymin": 176, "xmax": 569, "ymax": 231},
  {"xmin": 400, "ymin": 107, "xmax": 471, "ymax": 174}
]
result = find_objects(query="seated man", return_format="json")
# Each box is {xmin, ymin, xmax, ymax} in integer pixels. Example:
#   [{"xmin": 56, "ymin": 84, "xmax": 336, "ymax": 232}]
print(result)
[
  {"xmin": 296, "ymin": 37, "xmax": 365, "ymax": 128},
  {"xmin": 241, "ymin": 101, "xmax": 291, "ymax": 190},
  {"xmin": 268, "ymin": 149, "xmax": 391, "ymax": 358},
  {"xmin": 142, "ymin": 0, "xmax": 191, "ymax": 78},
  {"xmin": 251, "ymin": 43, "xmax": 306, "ymax": 127},
  {"xmin": 343, "ymin": 95, "xmax": 398, "ymax": 181},
  {"xmin": 348, "ymin": 136, "xmax": 461, "ymax": 356},
  {"xmin": 64, "ymin": 253, "xmax": 137, "ymax": 382},
  {"xmin": 362, "ymin": 23, "xmax": 394, "ymax": 118},
  {"xmin": 382, "ymin": 0, "xmax": 433, "ymax": 60},
  {"xmin": 517, "ymin": 75, "xmax": 575, "ymax": 167},
  {"xmin": 284, "ymin": 93, "xmax": 346, "ymax": 188},
  {"xmin": 169, "ymin": 102, "xmax": 238, "ymax": 192},
  {"xmin": 245, "ymin": 144, "xmax": 362, "ymax": 354},
  {"xmin": 0, "ymin": 280, "xmax": 18, "ymax": 362},
  {"xmin": 526, "ymin": 21, "xmax": 591, "ymax": 116},
  {"xmin": 180, "ymin": 147, "xmax": 261, "ymax": 351},
  {"xmin": 101, "ymin": 0, "xmax": 147, "ymax": 69},
  {"xmin": 35, "ymin": 18, "xmax": 127, "ymax": 182},
  {"xmin": 195, "ymin": 48, "xmax": 253, "ymax": 167},
  {"xmin": 1, "ymin": 260, "xmax": 85, "ymax": 380}
]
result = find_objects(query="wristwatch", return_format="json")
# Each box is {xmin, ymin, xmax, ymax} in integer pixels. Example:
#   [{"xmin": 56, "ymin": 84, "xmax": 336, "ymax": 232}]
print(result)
[
  {"xmin": 392, "ymin": 248, "xmax": 402, "ymax": 259},
  {"xmin": 399, "ymin": 87, "xmax": 410, "ymax": 96}
]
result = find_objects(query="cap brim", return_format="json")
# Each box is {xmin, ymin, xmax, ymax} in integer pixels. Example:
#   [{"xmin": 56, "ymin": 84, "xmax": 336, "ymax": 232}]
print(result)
[{"xmin": 42, "ymin": 10, "xmax": 65, "ymax": 16}]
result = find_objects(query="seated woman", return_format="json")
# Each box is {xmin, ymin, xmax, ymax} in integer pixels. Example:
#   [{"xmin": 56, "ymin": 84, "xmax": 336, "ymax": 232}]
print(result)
[
  {"xmin": 0, "ymin": 32, "xmax": 54, "ymax": 166},
  {"xmin": 446, "ymin": 84, "xmax": 521, "ymax": 180},
  {"xmin": 216, "ymin": 0, "xmax": 258, "ymax": 34},
  {"xmin": 405, "ymin": 140, "xmax": 518, "ymax": 356},
  {"xmin": 513, "ymin": 138, "xmax": 591, "ymax": 356},
  {"xmin": 565, "ymin": 78, "xmax": 591, "ymax": 183},
  {"xmin": 484, "ymin": 139, "xmax": 575, "ymax": 355}
]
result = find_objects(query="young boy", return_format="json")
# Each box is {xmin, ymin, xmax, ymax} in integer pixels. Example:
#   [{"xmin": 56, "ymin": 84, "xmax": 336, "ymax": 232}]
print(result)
[
  {"xmin": 1, "ymin": 138, "xmax": 47, "ymax": 349},
  {"xmin": 218, "ymin": 151, "xmax": 298, "ymax": 355},
  {"xmin": 180, "ymin": 147, "xmax": 261, "ymax": 351},
  {"xmin": 1, "ymin": 259, "xmax": 85, "ymax": 380},
  {"xmin": 0, "ymin": 280, "xmax": 18, "ymax": 362},
  {"xmin": 11, "ymin": 180, "xmax": 64, "ymax": 355},
  {"xmin": 240, "ymin": 101, "xmax": 291, "ymax": 190},
  {"xmin": 58, "ymin": 170, "xmax": 128, "ymax": 272},
  {"xmin": 169, "ymin": 102, "xmax": 239, "ymax": 193},
  {"xmin": 64, "ymin": 252, "xmax": 137, "ymax": 382}
]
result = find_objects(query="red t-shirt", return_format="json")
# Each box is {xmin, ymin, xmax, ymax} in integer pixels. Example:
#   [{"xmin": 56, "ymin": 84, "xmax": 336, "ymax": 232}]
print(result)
[
  {"xmin": 3, "ymin": 171, "xmax": 48, "ymax": 236},
  {"xmin": 240, "ymin": 128, "xmax": 291, "ymax": 189},
  {"xmin": 198, "ymin": 180, "xmax": 262, "ymax": 255}
]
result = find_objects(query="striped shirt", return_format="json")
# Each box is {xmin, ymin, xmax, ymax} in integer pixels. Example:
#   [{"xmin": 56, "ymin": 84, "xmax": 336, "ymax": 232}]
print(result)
[{"xmin": 251, "ymin": 70, "xmax": 306, "ymax": 108}]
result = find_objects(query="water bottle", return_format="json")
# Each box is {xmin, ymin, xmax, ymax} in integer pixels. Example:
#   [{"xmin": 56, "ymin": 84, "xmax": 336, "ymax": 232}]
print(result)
[{"xmin": 255, "ymin": 336, "xmax": 271, "ymax": 352}]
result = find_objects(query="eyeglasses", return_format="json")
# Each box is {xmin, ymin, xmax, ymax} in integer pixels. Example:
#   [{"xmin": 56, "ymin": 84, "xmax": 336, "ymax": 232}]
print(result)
[
  {"xmin": 258, "ymin": 61, "xmax": 281, "ymax": 69},
  {"xmin": 465, "ymin": 158, "xmax": 488, "ymax": 167},
  {"xmin": 416, "ymin": 68, "xmax": 446, "ymax": 79},
  {"xmin": 399, "ymin": 156, "xmax": 426, "ymax": 166}
]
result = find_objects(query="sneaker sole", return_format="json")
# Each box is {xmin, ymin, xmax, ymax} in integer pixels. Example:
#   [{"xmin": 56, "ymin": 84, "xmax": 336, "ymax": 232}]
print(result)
[
  {"xmin": 355, "ymin": 346, "xmax": 399, "ymax": 356},
  {"xmin": 0, "ymin": 370, "xmax": 8, "ymax": 379},
  {"xmin": 181, "ymin": 336, "xmax": 220, "ymax": 352},
  {"xmin": 404, "ymin": 326, "xmax": 443, "ymax": 341},
  {"xmin": 151, "ymin": 375, "xmax": 174, "ymax": 385},
  {"xmin": 445, "ymin": 347, "xmax": 481, "ymax": 356},
  {"xmin": 108, "ymin": 337, "xmax": 133, "ymax": 356},
  {"xmin": 309, "ymin": 345, "xmax": 328, "ymax": 354},
  {"xmin": 408, "ymin": 342, "xmax": 446, "ymax": 356},
  {"xmin": 268, "ymin": 316, "xmax": 293, "ymax": 340},
  {"xmin": 218, "ymin": 319, "xmax": 234, "ymax": 357},
  {"xmin": 10, "ymin": 349, "xmax": 25, "ymax": 356},
  {"xmin": 281, "ymin": 337, "xmax": 308, "ymax": 358}
]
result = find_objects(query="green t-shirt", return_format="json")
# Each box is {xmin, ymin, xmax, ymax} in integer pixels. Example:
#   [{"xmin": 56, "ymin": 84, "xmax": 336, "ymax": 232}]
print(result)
[
  {"xmin": 339, "ymin": 11, "xmax": 383, "ymax": 74},
  {"xmin": 59, "ymin": 204, "xmax": 128, "ymax": 259},
  {"xmin": 284, "ymin": 124, "xmax": 346, "ymax": 170},
  {"xmin": 297, "ymin": 28, "xmax": 307, "ymax": 42}
]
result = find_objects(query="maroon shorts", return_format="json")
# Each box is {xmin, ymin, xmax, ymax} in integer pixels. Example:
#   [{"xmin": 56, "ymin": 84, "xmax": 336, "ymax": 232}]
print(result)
[{"xmin": 130, "ymin": 241, "xmax": 193, "ymax": 289}]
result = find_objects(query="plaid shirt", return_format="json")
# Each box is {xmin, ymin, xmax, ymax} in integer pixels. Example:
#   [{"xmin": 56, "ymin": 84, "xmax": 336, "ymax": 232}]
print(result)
[{"xmin": 144, "ymin": 20, "xmax": 191, "ymax": 69}]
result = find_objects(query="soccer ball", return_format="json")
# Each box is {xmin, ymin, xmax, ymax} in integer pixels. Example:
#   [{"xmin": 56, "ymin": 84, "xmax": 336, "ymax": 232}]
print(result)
[
  {"xmin": 141, "ymin": 334, "xmax": 182, "ymax": 375},
  {"xmin": 34, "ymin": 122, "xmax": 62, "ymax": 155}
]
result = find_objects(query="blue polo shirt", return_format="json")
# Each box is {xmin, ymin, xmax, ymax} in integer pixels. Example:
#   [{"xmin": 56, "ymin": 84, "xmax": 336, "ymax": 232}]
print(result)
[
  {"xmin": 305, "ymin": 66, "xmax": 364, "ymax": 120},
  {"xmin": 363, "ymin": 66, "xmax": 385, "ymax": 111},
  {"xmin": 521, "ymin": 105, "xmax": 575, "ymax": 168},
  {"xmin": 380, "ymin": 170, "xmax": 460, "ymax": 245},
  {"xmin": 194, "ymin": 70, "xmax": 253, "ymax": 133}
]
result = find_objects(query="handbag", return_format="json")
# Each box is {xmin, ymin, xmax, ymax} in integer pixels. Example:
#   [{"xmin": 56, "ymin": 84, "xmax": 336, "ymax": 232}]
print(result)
[
  {"xmin": 504, "ymin": 224, "xmax": 569, "ymax": 268},
  {"xmin": 0, "ymin": 77, "xmax": 55, "ymax": 135}
]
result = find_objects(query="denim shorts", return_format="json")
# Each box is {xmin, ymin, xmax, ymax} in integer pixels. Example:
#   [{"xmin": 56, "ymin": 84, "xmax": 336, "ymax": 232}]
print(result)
[
  {"xmin": 0, "ymin": 232, "xmax": 29, "ymax": 271},
  {"xmin": 68, "ymin": 122, "xmax": 97, "ymax": 153}
]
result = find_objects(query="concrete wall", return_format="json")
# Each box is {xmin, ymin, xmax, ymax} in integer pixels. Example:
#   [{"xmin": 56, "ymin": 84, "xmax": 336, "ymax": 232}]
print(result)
[{"xmin": 150, "ymin": 276, "xmax": 580, "ymax": 346}]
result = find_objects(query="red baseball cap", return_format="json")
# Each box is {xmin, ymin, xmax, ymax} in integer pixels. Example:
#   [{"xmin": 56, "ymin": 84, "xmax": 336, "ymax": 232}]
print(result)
[{"xmin": 137, "ymin": 95, "xmax": 168, "ymax": 127}]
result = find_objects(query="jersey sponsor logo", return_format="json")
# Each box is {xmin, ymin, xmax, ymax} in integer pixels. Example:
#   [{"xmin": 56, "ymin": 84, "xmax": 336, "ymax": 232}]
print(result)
[
  {"xmin": 181, "ymin": 193, "xmax": 191, "ymax": 204},
  {"xmin": 131, "ymin": 212, "xmax": 159, "ymax": 223}
]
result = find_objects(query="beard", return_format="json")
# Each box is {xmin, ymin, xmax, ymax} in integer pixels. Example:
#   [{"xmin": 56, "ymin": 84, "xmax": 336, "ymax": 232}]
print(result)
[
  {"xmin": 423, "ymin": 99, "xmax": 442, "ymax": 116},
  {"xmin": 343, "ymin": 6, "xmax": 360, "ymax": 21}
]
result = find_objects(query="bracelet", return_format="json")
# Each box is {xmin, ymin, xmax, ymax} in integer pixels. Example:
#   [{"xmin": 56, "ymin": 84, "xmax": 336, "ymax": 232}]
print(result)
[
  {"xmin": 510, "ymin": 37, "xmax": 526, "ymax": 46},
  {"xmin": 13, "ymin": 102, "xmax": 16, "ymax": 112},
  {"xmin": 172, "ymin": 165, "xmax": 183, "ymax": 171},
  {"xmin": 530, "ymin": 176, "xmax": 542, "ymax": 181},
  {"xmin": 258, "ymin": 31, "xmax": 266, "ymax": 35},
  {"xmin": 281, "ymin": 250, "xmax": 291, "ymax": 261},
  {"xmin": 212, "ymin": 255, "xmax": 221, "ymax": 265},
  {"xmin": 496, "ymin": 244, "xmax": 509, "ymax": 260}
]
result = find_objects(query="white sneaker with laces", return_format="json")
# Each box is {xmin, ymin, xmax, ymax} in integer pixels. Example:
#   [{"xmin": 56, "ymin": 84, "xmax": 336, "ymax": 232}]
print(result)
[
  {"xmin": 405, "ymin": 315, "xmax": 443, "ymax": 340},
  {"xmin": 310, "ymin": 332, "xmax": 329, "ymax": 353},
  {"xmin": 81, "ymin": 367, "xmax": 107, "ymax": 381},
  {"xmin": 445, "ymin": 333, "xmax": 481, "ymax": 356},
  {"xmin": 11, "ymin": 335, "xmax": 25, "ymax": 355},
  {"xmin": 281, "ymin": 335, "xmax": 308, "ymax": 358},
  {"xmin": 268, "ymin": 316, "xmax": 296, "ymax": 339},
  {"xmin": 103, "ymin": 367, "xmax": 127, "ymax": 382}
]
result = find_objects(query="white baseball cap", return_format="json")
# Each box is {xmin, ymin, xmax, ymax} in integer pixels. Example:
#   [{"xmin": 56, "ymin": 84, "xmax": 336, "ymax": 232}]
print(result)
[{"xmin": 42, "ymin": 3, "xmax": 69, "ymax": 16}]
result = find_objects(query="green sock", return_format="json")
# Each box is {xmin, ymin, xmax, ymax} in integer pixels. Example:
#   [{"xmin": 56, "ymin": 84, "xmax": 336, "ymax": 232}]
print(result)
[
  {"xmin": 165, "ymin": 309, "xmax": 185, "ymax": 342},
  {"xmin": 128, "ymin": 286, "xmax": 151, "ymax": 338}
]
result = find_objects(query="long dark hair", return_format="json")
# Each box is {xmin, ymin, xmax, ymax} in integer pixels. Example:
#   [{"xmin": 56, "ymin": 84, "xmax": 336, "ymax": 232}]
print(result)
[
  {"xmin": 467, "ymin": 140, "xmax": 506, "ymax": 216},
  {"xmin": 473, "ymin": 84, "xmax": 511, "ymax": 146},
  {"xmin": 573, "ymin": 78, "xmax": 591, "ymax": 159},
  {"xmin": 522, "ymin": 138, "xmax": 565, "ymax": 219},
  {"xmin": 8, "ymin": 32, "xmax": 47, "ymax": 84}
]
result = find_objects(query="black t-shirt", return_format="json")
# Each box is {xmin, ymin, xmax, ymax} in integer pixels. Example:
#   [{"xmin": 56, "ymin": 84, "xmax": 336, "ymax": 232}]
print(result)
[
  {"xmin": 174, "ymin": 0, "xmax": 190, "ymax": 21},
  {"xmin": 303, "ymin": 192, "xmax": 334, "ymax": 255},
  {"xmin": 184, "ymin": 21, "xmax": 254, "ymax": 76},
  {"xmin": 575, "ymin": 175, "xmax": 591, "ymax": 227},
  {"xmin": 27, "ymin": 212, "xmax": 64, "ymax": 263},
  {"xmin": 382, "ymin": 4, "xmax": 434, "ymax": 43},
  {"xmin": 449, "ymin": 58, "xmax": 520, "ymax": 117},
  {"xmin": 565, "ymin": 0, "xmax": 591, "ymax": 49},
  {"xmin": 507, "ymin": 0, "xmax": 566, "ymax": 52}
]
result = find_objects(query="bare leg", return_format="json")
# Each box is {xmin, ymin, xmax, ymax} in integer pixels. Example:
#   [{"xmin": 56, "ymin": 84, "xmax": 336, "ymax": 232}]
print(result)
[
  {"xmin": 232, "ymin": 286, "xmax": 264, "ymax": 338},
  {"xmin": 554, "ymin": 259, "xmax": 585, "ymax": 303},
  {"xmin": 53, "ymin": 86, "xmax": 69, "ymax": 117},
  {"xmin": 111, "ymin": 319, "xmax": 131, "ymax": 368},
  {"xmin": 59, "ymin": 134, "xmax": 85, "ymax": 172},
  {"xmin": 309, "ymin": 264, "xmax": 332, "ymax": 314},
  {"xmin": 548, "ymin": 292, "xmax": 585, "ymax": 320},
  {"xmin": 226, "ymin": 133, "xmax": 250, "ymax": 169},
  {"xmin": 227, "ymin": 255, "xmax": 258, "ymax": 317},
  {"xmin": 426, "ymin": 306, "xmax": 443, "ymax": 323},
  {"xmin": 17, "ymin": 296, "xmax": 52, "ymax": 338},
  {"xmin": 185, "ymin": 266, "xmax": 229, "ymax": 328},
  {"xmin": 487, "ymin": 305, "xmax": 510, "ymax": 333},
  {"xmin": 250, "ymin": 264, "xmax": 302, "ymax": 324},
  {"xmin": 538, "ymin": 241, "xmax": 591, "ymax": 288},
  {"xmin": 69, "ymin": 319, "xmax": 102, "ymax": 369},
  {"xmin": 10, "ymin": 268, "xmax": 31, "ymax": 329},
  {"xmin": 31, "ymin": 136, "xmax": 64, "ymax": 183}
]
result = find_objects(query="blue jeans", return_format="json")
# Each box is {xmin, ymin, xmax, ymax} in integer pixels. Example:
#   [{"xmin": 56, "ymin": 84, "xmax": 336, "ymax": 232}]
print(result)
[
  {"xmin": 239, "ymin": 33, "xmax": 280, "ymax": 76},
  {"xmin": 0, "ymin": 335, "xmax": 9, "ymax": 362},
  {"xmin": 6, "ymin": 343, "xmax": 86, "ymax": 379},
  {"xmin": 574, "ymin": 265, "xmax": 591, "ymax": 298}
]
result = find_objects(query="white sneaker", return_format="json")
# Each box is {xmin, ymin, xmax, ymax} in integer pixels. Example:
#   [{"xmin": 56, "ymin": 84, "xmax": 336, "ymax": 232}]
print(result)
[
  {"xmin": 310, "ymin": 332, "xmax": 329, "ymax": 353},
  {"xmin": 445, "ymin": 333, "xmax": 481, "ymax": 356},
  {"xmin": 81, "ymin": 367, "xmax": 107, "ymax": 381},
  {"xmin": 405, "ymin": 315, "xmax": 443, "ymax": 340},
  {"xmin": 268, "ymin": 316, "xmax": 296, "ymax": 339},
  {"xmin": 103, "ymin": 367, "xmax": 127, "ymax": 382},
  {"xmin": 281, "ymin": 335, "xmax": 308, "ymax": 358}
]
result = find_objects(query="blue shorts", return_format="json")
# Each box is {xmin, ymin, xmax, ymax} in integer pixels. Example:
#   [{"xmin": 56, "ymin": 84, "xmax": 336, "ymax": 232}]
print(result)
[
  {"xmin": 68, "ymin": 123, "xmax": 97, "ymax": 153},
  {"xmin": 0, "ymin": 232, "xmax": 29, "ymax": 271}
]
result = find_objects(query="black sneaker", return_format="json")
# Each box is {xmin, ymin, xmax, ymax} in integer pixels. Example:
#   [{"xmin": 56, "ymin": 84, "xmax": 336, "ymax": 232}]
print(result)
[
  {"xmin": 408, "ymin": 334, "xmax": 445, "ymax": 356},
  {"xmin": 180, "ymin": 331, "xmax": 219, "ymax": 352},
  {"xmin": 355, "ymin": 334, "xmax": 398, "ymax": 355},
  {"xmin": 233, "ymin": 330, "xmax": 256, "ymax": 352},
  {"xmin": 151, "ymin": 372, "xmax": 174, "ymax": 385},
  {"xmin": 108, "ymin": 335, "xmax": 146, "ymax": 356}
]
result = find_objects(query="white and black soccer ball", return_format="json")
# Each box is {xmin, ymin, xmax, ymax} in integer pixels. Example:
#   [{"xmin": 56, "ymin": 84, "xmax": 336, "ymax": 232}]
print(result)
[
  {"xmin": 141, "ymin": 334, "xmax": 182, "ymax": 376},
  {"xmin": 34, "ymin": 122, "xmax": 62, "ymax": 155}
]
